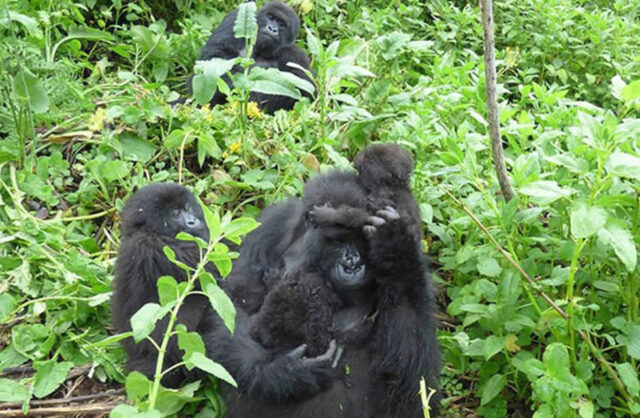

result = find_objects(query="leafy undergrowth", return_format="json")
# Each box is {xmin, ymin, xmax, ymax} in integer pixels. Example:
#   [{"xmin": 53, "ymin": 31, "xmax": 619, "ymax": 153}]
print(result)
[{"xmin": 1, "ymin": 0, "xmax": 640, "ymax": 416}]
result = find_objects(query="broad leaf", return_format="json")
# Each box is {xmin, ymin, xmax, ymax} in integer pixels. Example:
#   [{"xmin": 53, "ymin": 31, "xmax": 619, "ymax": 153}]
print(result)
[
  {"xmin": 570, "ymin": 203, "xmax": 608, "ymax": 239},
  {"xmin": 186, "ymin": 352, "xmax": 237, "ymax": 387}
]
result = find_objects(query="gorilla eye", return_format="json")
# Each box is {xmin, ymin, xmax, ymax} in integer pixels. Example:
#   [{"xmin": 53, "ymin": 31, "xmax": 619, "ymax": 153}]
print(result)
[
  {"xmin": 172, "ymin": 209, "xmax": 180, "ymax": 218},
  {"xmin": 267, "ymin": 13, "xmax": 274, "ymax": 19}
]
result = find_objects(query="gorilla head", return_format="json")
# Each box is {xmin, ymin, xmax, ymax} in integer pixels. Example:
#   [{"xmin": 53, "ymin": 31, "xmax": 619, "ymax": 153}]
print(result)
[
  {"xmin": 121, "ymin": 183, "xmax": 209, "ymax": 241},
  {"xmin": 298, "ymin": 171, "xmax": 372, "ymax": 291},
  {"xmin": 255, "ymin": 1, "xmax": 301, "ymax": 58}
]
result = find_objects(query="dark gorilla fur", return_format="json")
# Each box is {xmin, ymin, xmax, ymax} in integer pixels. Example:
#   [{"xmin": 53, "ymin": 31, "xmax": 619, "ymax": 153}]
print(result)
[
  {"xmin": 112, "ymin": 183, "xmax": 337, "ymax": 400},
  {"xmin": 224, "ymin": 144, "xmax": 441, "ymax": 417},
  {"xmin": 189, "ymin": 1, "xmax": 314, "ymax": 111},
  {"xmin": 354, "ymin": 143, "xmax": 423, "ymax": 243},
  {"xmin": 112, "ymin": 183, "xmax": 212, "ymax": 387}
]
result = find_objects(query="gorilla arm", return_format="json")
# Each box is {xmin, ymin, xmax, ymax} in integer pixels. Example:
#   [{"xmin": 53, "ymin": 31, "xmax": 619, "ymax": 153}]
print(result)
[
  {"xmin": 366, "ymin": 208, "xmax": 440, "ymax": 412},
  {"xmin": 205, "ymin": 309, "xmax": 337, "ymax": 402}
]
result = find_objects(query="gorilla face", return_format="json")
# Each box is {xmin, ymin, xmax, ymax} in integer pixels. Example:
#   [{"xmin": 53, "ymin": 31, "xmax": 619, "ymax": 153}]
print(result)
[
  {"xmin": 255, "ymin": 1, "xmax": 300, "ymax": 56},
  {"xmin": 303, "ymin": 224, "xmax": 370, "ymax": 291},
  {"xmin": 121, "ymin": 183, "xmax": 209, "ymax": 241}
]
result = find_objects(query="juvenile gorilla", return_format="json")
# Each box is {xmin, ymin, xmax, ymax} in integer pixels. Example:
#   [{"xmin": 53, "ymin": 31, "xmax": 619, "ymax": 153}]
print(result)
[
  {"xmin": 112, "ymin": 183, "xmax": 336, "ymax": 399},
  {"xmin": 224, "ymin": 144, "xmax": 441, "ymax": 417},
  {"xmin": 190, "ymin": 1, "xmax": 313, "ymax": 111}
]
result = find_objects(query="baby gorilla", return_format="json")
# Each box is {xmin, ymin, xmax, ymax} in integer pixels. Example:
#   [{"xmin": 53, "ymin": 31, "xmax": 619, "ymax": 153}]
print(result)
[{"xmin": 112, "ymin": 183, "xmax": 211, "ymax": 387}]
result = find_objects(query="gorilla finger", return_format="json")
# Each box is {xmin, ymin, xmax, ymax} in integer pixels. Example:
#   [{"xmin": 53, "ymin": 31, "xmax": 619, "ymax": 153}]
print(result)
[
  {"xmin": 331, "ymin": 346, "xmax": 344, "ymax": 369},
  {"xmin": 367, "ymin": 215, "xmax": 386, "ymax": 227},
  {"xmin": 286, "ymin": 343, "xmax": 308, "ymax": 360},
  {"xmin": 301, "ymin": 340, "xmax": 337, "ymax": 367},
  {"xmin": 376, "ymin": 206, "xmax": 400, "ymax": 221},
  {"xmin": 363, "ymin": 225, "xmax": 377, "ymax": 237}
]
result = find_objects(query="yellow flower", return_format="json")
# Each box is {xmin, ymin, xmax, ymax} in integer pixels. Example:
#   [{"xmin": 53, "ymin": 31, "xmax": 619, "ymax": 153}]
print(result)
[
  {"xmin": 229, "ymin": 141, "xmax": 242, "ymax": 154},
  {"xmin": 87, "ymin": 108, "xmax": 106, "ymax": 132},
  {"xmin": 222, "ymin": 151, "xmax": 229, "ymax": 159},
  {"xmin": 247, "ymin": 101, "xmax": 263, "ymax": 119}
]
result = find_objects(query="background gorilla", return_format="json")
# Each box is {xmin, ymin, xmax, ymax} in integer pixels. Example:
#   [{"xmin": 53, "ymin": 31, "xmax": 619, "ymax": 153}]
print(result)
[
  {"xmin": 224, "ymin": 145, "xmax": 441, "ymax": 417},
  {"xmin": 189, "ymin": 1, "xmax": 313, "ymax": 111},
  {"xmin": 112, "ymin": 183, "xmax": 337, "ymax": 399}
]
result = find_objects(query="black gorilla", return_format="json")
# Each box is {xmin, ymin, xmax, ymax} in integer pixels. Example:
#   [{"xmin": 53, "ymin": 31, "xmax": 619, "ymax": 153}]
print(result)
[
  {"xmin": 190, "ymin": 1, "xmax": 313, "ymax": 111},
  {"xmin": 112, "ymin": 183, "xmax": 211, "ymax": 387},
  {"xmin": 112, "ymin": 183, "xmax": 337, "ymax": 398},
  {"xmin": 223, "ymin": 145, "xmax": 441, "ymax": 417}
]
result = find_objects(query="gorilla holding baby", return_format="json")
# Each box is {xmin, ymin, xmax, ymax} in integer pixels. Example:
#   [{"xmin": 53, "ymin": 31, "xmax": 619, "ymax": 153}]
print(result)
[
  {"xmin": 112, "ymin": 183, "xmax": 338, "ymax": 399},
  {"xmin": 189, "ymin": 1, "xmax": 314, "ymax": 112},
  {"xmin": 225, "ymin": 143, "xmax": 441, "ymax": 417}
]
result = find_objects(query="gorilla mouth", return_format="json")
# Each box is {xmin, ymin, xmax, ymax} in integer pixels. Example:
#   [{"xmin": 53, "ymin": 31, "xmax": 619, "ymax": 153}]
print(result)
[{"xmin": 334, "ymin": 262, "xmax": 366, "ymax": 288}]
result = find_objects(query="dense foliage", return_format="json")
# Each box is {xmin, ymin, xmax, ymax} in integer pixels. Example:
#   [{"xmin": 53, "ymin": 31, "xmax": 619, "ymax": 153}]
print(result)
[{"xmin": 1, "ymin": 0, "xmax": 639, "ymax": 416}]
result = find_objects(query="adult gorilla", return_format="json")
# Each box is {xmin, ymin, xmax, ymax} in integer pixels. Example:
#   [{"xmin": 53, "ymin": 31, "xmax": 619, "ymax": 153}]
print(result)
[
  {"xmin": 223, "ymin": 145, "xmax": 441, "ymax": 417},
  {"xmin": 189, "ymin": 1, "xmax": 313, "ymax": 112}
]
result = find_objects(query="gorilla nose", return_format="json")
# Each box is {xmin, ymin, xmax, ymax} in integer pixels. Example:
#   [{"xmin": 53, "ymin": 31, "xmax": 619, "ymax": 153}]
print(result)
[
  {"xmin": 341, "ymin": 252, "xmax": 362, "ymax": 270},
  {"xmin": 267, "ymin": 24, "xmax": 278, "ymax": 36}
]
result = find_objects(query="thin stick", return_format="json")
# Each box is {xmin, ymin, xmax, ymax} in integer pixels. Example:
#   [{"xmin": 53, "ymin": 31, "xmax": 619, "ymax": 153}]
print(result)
[
  {"xmin": 0, "ymin": 389, "xmax": 124, "ymax": 409},
  {"xmin": 480, "ymin": 0, "xmax": 514, "ymax": 201},
  {"xmin": 0, "ymin": 402, "xmax": 121, "ymax": 416}
]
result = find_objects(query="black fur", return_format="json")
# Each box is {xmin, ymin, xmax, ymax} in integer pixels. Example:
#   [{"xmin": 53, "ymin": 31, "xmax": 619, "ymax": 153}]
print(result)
[
  {"xmin": 112, "ymin": 182, "xmax": 335, "ymax": 400},
  {"xmin": 224, "ymin": 144, "xmax": 441, "ymax": 417},
  {"xmin": 354, "ymin": 143, "xmax": 423, "ymax": 243},
  {"xmin": 189, "ymin": 1, "xmax": 313, "ymax": 111},
  {"xmin": 112, "ymin": 183, "xmax": 212, "ymax": 387}
]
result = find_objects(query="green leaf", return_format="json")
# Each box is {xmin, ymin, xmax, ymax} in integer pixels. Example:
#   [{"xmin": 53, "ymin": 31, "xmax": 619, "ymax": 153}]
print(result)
[
  {"xmin": 615, "ymin": 363, "xmax": 640, "ymax": 397},
  {"xmin": 597, "ymin": 224, "xmax": 637, "ymax": 272},
  {"xmin": 578, "ymin": 399, "xmax": 594, "ymax": 418},
  {"xmin": 483, "ymin": 336, "xmax": 505, "ymax": 360},
  {"xmin": 481, "ymin": 374, "xmax": 506, "ymax": 405},
  {"xmin": 110, "ymin": 404, "xmax": 163, "ymax": 418},
  {"xmin": 520, "ymin": 180, "xmax": 573, "ymax": 204},
  {"xmin": 177, "ymin": 328, "xmax": 206, "ymax": 366},
  {"xmin": 233, "ymin": 2, "xmax": 258, "ymax": 40},
  {"xmin": 157, "ymin": 276, "xmax": 178, "ymax": 306},
  {"xmin": 621, "ymin": 79, "xmax": 640, "ymax": 102},
  {"xmin": 208, "ymin": 243, "xmax": 233, "ymax": 277},
  {"xmin": 204, "ymin": 282, "xmax": 236, "ymax": 334},
  {"xmin": 570, "ymin": 203, "xmax": 608, "ymax": 239},
  {"xmin": 477, "ymin": 257, "xmax": 502, "ymax": 277},
  {"xmin": 0, "ymin": 293, "xmax": 16, "ymax": 322},
  {"xmin": 130, "ymin": 303, "xmax": 165, "ymax": 343},
  {"xmin": 543, "ymin": 343, "xmax": 571, "ymax": 377},
  {"xmin": 163, "ymin": 246, "xmax": 190, "ymax": 271},
  {"xmin": 124, "ymin": 371, "xmax": 152, "ymax": 403},
  {"xmin": 0, "ymin": 11, "xmax": 41, "ymax": 37},
  {"xmin": 185, "ymin": 352, "xmax": 237, "ymax": 387},
  {"xmin": 223, "ymin": 217, "xmax": 260, "ymax": 243},
  {"xmin": 13, "ymin": 70, "xmax": 49, "ymax": 113},
  {"xmin": 605, "ymin": 151, "xmax": 640, "ymax": 180},
  {"xmin": 192, "ymin": 58, "xmax": 236, "ymax": 105},
  {"xmin": 0, "ymin": 378, "xmax": 30, "ymax": 402},
  {"xmin": 618, "ymin": 324, "xmax": 640, "ymax": 359},
  {"xmin": 118, "ymin": 133, "xmax": 156, "ymax": 163},
  {"xmin": 33, "ymin": 360, "xmax": 73, "ymax": 398},
  {"xmin": 203, "ymin": 206, "xmax": 222, "ymax": 242}
]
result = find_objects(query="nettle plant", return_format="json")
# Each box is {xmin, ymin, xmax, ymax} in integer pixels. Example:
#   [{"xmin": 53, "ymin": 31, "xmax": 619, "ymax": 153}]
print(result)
[
  {"xmin": 440, "ymin": 79, "xmax": 640, "ymax": 416},
  {"xmin": 110, "ymin": 206, "xmax": 258, "ymax": 417}
]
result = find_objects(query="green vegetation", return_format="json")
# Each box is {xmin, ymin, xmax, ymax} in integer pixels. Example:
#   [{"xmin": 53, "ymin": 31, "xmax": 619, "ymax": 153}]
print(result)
[{"xmin": 1, "ymin": 0, "xmax": 639, "ymax": 416}]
